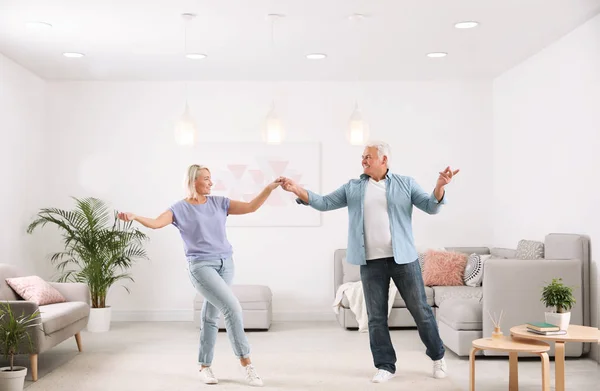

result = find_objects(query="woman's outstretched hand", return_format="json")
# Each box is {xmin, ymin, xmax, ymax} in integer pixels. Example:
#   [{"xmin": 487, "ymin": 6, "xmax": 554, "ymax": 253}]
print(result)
[
  {"xmin": 117, "ymin": 212, "xmax": 136, "ymax": 222},
  {"xmin": 267, "ymin": 177, "xmax": 284, "ymax": 191}
]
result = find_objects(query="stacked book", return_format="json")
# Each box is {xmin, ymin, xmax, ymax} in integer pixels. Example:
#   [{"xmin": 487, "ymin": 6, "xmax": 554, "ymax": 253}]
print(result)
[{"xmin": 526, "ymin": 322, "xmax": 567, "ymax": 335}]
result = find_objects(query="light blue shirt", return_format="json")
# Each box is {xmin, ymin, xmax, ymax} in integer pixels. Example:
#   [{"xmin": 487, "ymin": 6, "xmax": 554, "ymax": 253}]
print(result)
[
  {"xmin": 169, "ymin": 196, "xmax": 233, "ymax": 261},
  {"xmin": 297, "ymin": 171, "xmax": 446, "ymax": 265}
]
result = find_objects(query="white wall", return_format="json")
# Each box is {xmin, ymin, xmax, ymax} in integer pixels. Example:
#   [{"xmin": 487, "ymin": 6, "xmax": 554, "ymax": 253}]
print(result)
[
  {"xmin": 493, "ymin": 14, "xmax": 600, "ymax": 360},
  {"xmin": 0, "ymin": 54, "xmax": 51, "ymax": 275},
  {"xmin": 42, "ymin": 80, "xmax": 493, "ymax": 321}
]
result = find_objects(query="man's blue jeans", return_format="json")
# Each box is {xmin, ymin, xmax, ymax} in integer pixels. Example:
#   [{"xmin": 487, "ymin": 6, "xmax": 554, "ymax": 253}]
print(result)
[
  {"xmin": 187, "ymin": 256, "xmax": 250, "ymax": 366},
  {"xmin": 360, "ymin": 257, "xmax": 445, "ymax": 373}
]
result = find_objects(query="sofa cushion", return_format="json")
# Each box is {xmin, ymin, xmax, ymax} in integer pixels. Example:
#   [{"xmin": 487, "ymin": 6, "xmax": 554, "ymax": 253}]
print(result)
[
  {"xmin": 341, "ymin": 286, "xmax": 434, "ymax": 308},
  {"xmin": 437, "ymin": 299, "xmax": 482, "ymax": 331},
  {"xmin": 39, "ymin": 302, "xmax": 90, "ymax": 334},
  {"xmin": 416, "ymin": 247, "xmax": 446, "ymax": 273},
  {"xmin": 6, "ymin": 275, "xmax": 67, "ymax": 305},
  {"xmin": 516, "ymin": 240, "xmax": 544, "ymax": 259},
  {"xmin": 194, "ymin": 285, "xmax": 272, "ymax": 310},
  {"xmin": 463, "ymin": 254, "xmax": 492, "ymax": 287},
  {"xmin": 423, "ymin": 250, "xmax": 468, "ymax": 286},
  {"xmin": 432, "ymin": 286, "xmax": 483, "ymax": 306},
  {"xmin": 544, "ymin": 233, "xmax": 588, "ymax": 261}
]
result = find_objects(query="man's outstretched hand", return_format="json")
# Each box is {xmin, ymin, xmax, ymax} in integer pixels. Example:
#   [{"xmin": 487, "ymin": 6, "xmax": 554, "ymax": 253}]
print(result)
[
  {"xmin": 436, "ymin": 166, "xmax": 460, "ymax": 188},
  {"xmin": 278, "ymin": 176, "xmax": 309, "ymax": 203},
  {"xmin": 278, "ymin": 177, "xmax": 298, "ymax": 193}
]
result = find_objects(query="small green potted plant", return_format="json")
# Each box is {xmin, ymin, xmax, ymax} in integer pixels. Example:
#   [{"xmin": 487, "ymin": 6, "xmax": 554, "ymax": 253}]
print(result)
[
  {"xmin": 0, "ymin": 303, "xmax": 40, "ymax": 390},
  {"xmin": 541, "ymin": 277, "xmax": 576, "ymax": 330}
]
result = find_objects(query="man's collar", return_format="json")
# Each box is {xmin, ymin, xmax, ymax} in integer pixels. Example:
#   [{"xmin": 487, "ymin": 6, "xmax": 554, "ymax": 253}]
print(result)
[{"xmin": 360, "ymin": 168, "xmax": 390, "ymax": 180}]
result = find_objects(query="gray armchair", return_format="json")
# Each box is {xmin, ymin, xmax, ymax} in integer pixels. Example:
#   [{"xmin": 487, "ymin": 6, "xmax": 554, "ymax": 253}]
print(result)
[{"xmin": 0, "ymin": 264, "xmax": 90, "ymax": 381}]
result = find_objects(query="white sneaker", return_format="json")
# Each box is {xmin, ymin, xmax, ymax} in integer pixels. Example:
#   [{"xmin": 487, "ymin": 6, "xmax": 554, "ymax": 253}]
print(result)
[
  {"xmin": 433, "ymin": 358, "xmax": 448, "ymax": 379},
  {"xmin": 241, "ymin": 364, "xmax": 264, "ymax": 387},
  {"xmin": 372, "ymin": 369, "xmax": 395, "ymax": 383},
  {"xmin": 199, "ymin": 366, "xmax": 218, "ymax": 384}
]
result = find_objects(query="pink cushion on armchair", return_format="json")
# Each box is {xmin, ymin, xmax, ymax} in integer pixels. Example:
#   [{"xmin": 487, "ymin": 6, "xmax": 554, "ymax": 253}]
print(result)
[
  {"xmin": 422, "ymin": 250, "xmax": 468, "ymax": 286},
  {"xmin": 5, "ymin": 275, "xmax": 66, "ymax": 305}
]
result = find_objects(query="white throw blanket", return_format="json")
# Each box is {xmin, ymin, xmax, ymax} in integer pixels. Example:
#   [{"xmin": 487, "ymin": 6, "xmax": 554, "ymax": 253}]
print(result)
[{"xmin": 332, "ymin": 281, "xmax": 398, "ymax": 333}]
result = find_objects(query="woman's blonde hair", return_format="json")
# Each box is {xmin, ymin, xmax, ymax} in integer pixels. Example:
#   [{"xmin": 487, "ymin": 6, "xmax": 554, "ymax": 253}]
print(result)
[{"xmin": 185, "ymin": 164, "xmax": 210, "ymax": 200}]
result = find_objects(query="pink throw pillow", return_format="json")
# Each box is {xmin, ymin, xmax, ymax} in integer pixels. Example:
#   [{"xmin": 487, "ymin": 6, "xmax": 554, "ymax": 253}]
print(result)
[
  {"xmin": 5, "ymin": 276, "xmax": 66, "ymax": 305},
  {"xmin": 422, "ymin": 250, "xmax": 468, "ymax": 286}
]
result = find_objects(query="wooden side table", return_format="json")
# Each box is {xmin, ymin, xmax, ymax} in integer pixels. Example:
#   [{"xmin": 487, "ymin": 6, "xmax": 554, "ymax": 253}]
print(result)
[
  {"xmin": 510, "ymin": 324, "xmax": 600, "ymax": 391},
  {"xmin": 470, "ymin": 336, "xmax": 551, "ymax": 391}
]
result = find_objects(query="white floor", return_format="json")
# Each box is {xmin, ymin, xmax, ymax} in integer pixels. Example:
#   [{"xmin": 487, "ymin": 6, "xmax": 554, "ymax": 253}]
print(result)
[{"xmin": 3, "ymin": 321, "xmax": 598, "ymax": 390}]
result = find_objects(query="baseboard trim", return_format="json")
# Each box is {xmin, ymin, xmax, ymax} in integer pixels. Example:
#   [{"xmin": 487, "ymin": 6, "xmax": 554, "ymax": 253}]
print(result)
[
  {"xmin": 272, "ymin": 311, "xmax": 335, "ymax": 322},
  {"xmin": 112, "ymin": 310, "xmax": 194, "ymax": 322},
  {"xmin": 112, "ymin": 310, "xmax": 335, "ymax": 323}
]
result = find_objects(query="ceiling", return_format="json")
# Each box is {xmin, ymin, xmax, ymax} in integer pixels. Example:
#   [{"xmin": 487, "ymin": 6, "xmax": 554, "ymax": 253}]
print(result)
[{"xmin": 1, "ymin": 0, "xmax": 599, "ymax": 81}]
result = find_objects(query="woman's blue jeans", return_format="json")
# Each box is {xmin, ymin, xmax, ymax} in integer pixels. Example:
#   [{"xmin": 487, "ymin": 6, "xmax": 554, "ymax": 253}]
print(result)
[{"xmin": 187, "ymin": 256, "xmax": 250, "ymax": 365}]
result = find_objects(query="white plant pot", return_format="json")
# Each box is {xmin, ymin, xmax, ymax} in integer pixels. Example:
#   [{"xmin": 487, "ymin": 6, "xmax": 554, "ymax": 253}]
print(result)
[
  {"xmin": 545, "ymin": 311, "xmax": 571, "ymax": 331},
  {"xmin": 87, "ymin": 306, "xmax": 112, "ymax": 332},
  {"xmin": 0, "ymin": 366, "xmax": 27, "ymax": 391}
]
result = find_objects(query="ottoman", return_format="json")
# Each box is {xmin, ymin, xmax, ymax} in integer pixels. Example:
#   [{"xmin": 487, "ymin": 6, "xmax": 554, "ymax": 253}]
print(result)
[
  {"xmin": 193, "ymin": 284, "xmax": 273, "ymax": 330},
  {"xmin": 437, "ymin": 298, "xmax": 484, "ymax": 356}
]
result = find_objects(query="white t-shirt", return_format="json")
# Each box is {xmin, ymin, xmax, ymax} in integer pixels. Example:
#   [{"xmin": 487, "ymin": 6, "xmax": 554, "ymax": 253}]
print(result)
[{"xmin": 363, "ymin": 178, "xmax": 394, "ymax": 260}]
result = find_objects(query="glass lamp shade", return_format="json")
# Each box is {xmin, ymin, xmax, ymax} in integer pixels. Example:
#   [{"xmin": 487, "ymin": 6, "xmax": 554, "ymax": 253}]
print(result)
[
  {"xmin": 174, "ymin": 103, "xmax": 197, "ymax": 146},
  {"xmin": 262, "ymin": 104, "xmax": 284, "ymax": 144},
  {"xmin": 347, "ymin": 104, "xmax": 369, "ymax": 145}
]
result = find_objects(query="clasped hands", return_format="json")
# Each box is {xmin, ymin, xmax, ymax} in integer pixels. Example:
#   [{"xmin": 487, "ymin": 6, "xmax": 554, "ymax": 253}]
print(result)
[{"xmin": 267, "ymin": 177, "xmax": 298, "ymax": 193}]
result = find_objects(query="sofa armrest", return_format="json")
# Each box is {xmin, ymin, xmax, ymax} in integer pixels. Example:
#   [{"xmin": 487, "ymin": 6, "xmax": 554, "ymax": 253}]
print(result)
[
  {"xmin": 0, "ymin": 300, "xmax": 43, "ymax": 353},
  {"xmin": 482, "ymin": 257, "xmax": 583, "ymax": 338},
  {"xmin": 1, "ymin": 300, "xmax": 40, "ymax": 316},
  {"xmin": 49, "ymin": 282, "xmax": 90, "ymax": 305}
]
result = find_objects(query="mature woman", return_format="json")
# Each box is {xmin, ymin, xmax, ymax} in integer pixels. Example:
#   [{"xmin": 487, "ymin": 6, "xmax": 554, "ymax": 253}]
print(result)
[{"xmin": 118, "ymin": 164, "xmax": 281, "ymax": 387}]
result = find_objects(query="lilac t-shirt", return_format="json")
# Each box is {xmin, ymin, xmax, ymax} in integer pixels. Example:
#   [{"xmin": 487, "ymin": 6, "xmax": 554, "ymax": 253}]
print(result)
[{"xmin": 169, "ymin": 196, "xmax": 233, "ymax": 260}]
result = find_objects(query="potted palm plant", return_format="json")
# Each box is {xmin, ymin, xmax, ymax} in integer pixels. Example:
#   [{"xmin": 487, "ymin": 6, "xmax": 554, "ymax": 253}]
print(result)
[
  {"xmin": 27, "ymin": 197, "xmax": 149, "ymax": 332},
  {"xmin": 0, "ymin": 303, "xmax": 40, "ymax": 390},
  {"xmin": 541, "ymin": 277, "xmax": 576, "ymax": 330}
]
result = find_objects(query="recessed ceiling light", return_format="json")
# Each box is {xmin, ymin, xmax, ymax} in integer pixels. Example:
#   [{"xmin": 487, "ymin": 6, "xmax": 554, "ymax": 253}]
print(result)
[
  {"xmin": 427, "ymin": 52, "xmax": 447, "ymax": 58},
  {"xmin": 306, "ymin": 53, "xmax": 327, "ymax": 60},
  {"xmin": 348, "ymin": 13, "xmax": 368, "ymax": 22},
  {"xmin": 25, "ymin": 21, "xmax": 52, "ymax": 30},
  {"xmin": 181, "ymin": 13, "xmax": 197, "ymax": 21},
  {"xmin": 185, "ymin": 53, "xmax": 207, "ymax": 60},
  {"xmin": 454, "ymin": 21, "xmax": 479, "ymax": 29},
  {"xmin": 266, "ymin": 13, "xmax": 286, "ymax": 22},
  {"xmin": 63, "ymin": 52, "xmax": 85, "ymax": 58}
]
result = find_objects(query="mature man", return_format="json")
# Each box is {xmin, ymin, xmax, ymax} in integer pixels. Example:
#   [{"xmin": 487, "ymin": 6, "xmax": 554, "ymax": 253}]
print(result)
[{"xmin": 280, "ymin": 141, "xmax": 459, "ymax": 383}]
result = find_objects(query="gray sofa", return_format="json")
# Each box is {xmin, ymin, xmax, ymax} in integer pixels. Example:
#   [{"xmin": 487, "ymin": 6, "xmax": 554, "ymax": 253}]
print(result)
[
  {"xmin": 333, "ymin": 233, "xmax": 592, "ymax": 358},
  {"xmin": 0, "ymin": 264, "xmax": 90, "ymax": 381}
]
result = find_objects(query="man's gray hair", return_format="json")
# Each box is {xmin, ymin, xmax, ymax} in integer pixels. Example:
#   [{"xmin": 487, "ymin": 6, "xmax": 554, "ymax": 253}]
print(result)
[{"xmin": 365, "ymin": 141, "xmax": 391, "ymax": 167}]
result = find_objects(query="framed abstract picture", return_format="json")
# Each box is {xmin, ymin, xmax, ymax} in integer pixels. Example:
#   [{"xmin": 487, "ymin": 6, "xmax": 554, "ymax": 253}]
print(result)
[{"xmin": 190, "ymin": 142, "xmax": 322, "ymax": 227}]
